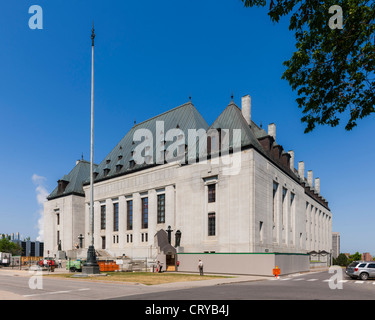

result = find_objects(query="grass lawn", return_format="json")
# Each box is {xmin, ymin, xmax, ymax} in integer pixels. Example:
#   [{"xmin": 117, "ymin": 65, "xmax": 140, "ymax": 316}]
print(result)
[{"xmin": 45, "ymin": 272, "xmax": 231, "ymax": 285}]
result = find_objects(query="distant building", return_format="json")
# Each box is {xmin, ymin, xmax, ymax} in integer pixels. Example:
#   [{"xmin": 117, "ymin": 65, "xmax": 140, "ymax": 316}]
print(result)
[
  {"xmin": 332, "ymin": 232, "xmax": 340, "ymax": 258},
  {"xmin": 1, "ymin": 233, "xmax": 44, "ymax": 257},
  {"xmin": 362, "ymin": 252, "xmax": 373, "ymax": 261}
]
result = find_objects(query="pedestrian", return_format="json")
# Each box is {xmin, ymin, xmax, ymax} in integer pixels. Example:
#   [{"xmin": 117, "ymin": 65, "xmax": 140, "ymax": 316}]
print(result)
[
  {"xmin": 198, "ymin": 259, "xmax": 203, "ymax": 276},
  {"xmin": 58, "ymin": 259, "xmax": 62, "ymax": 268},
  {"xmin": 159, "ymin": 261, "xmax": 163, "ymax": 273}
]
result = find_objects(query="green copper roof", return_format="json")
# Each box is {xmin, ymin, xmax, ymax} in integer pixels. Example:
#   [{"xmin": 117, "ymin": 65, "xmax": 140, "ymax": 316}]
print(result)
[{"xmin": 47, "ymin": 160, "xmax": 97, "ymax": 200}]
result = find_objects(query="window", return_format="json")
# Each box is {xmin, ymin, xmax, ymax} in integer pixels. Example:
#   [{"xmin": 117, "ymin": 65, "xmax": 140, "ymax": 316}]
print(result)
[
  {"xmin": 100, "ymin": 205, "xmax": 106, "ymax": 230},
  {"xmin": 282, "ymin": 187, "xmax": 287, "ymax": 226},
  {"xmin": 208, "ymin": 212, "xmax": 216, "ymax": 236},
  {"xmin": 129, "ymin": 160, "xmax": 135, "ymax": 169},
  {"xmin": 56, "ymin": 213, "xmax": 60, "ymax": 225},
  {"xmin": 113, "ymin": 203, "xmax": 119, "ymax": 232},
  {"xmin": 141, "ymin": 233, "xmax": 148, "ymax": 242},
  {"xmin": 259, "ymin": 221, "xmax": 263, "ymax": 242},
  {"xmin": 273, "ymin": 182, "xmax": 278, "ymax": 223},
  {"xmin": 142, "ymin": 197, "xmax": 148, "ymax": 229},
  {"xmin": 367, "ymin": 264, "xmax": 375, "ymax": 268},
  {"xmin": 126, "ymin": 234, "xmax": 133, "ymax": 243},
  {"xmin": 104, "ymin": 168, "xmax": 110, "ymax": 176},
  {"xmin": 208, "ymin": 184, "xmax": 216, "ymax": 203},
  {"xmin": 127, "ymin": 200, "xmax": 133, "ymax": 230},
  {"xmin": 157, "ymin": 194, "xmax": 165, "ymax": 224}
]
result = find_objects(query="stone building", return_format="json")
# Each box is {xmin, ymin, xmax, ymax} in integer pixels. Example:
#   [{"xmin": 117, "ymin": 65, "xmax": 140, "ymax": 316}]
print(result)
[{"xmin": 44, "ymin": 95, "xmax": 332, "ymax": 272}]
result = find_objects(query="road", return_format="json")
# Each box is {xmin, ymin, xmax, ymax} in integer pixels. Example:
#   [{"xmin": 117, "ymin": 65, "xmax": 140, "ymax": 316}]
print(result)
[
  {"xmin": 111, "ymin": 271, "xmax": 375, "ymax": 300},
  {"xmin": 1, "ymin": 269, "xmax": 375, "ymax": 301}
]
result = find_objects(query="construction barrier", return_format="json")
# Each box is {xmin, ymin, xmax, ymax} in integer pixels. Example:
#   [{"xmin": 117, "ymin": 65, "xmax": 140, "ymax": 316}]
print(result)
[{"xmin": 98, "ymin": 261, "xmax": 119, "ymax": 272}]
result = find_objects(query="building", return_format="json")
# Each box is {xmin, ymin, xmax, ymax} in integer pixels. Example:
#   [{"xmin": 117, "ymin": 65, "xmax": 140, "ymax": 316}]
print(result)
[
  {"xmin": 44, "ymin": 95, "xmax": 333, "ymax": 274},
  {"xmin": 1, "ymin": 233, "xmax": 44, "ymax": 257},
  {"xmin": 332, "ymin": 232, "xmax": 340, "ymax": 258},
  {"xmin": 362, "ymin": 252, "xmax": 373, "ymax": 261}
]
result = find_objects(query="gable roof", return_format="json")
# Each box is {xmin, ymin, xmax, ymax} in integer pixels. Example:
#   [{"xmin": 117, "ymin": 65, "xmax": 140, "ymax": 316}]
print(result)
[
  {"xmin": 91, "ymin": 101, "xmax": 209, "ymax": 182},
  {"xmin": 209, "ymin": 101, "xmax": 267, "ymax": 152},
  {"xmin": 47, "ymin": 160, "xmax": 96, "ymax": 200}
]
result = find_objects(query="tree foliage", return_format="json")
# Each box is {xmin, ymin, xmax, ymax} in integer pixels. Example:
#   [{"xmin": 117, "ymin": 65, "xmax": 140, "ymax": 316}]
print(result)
[
  {"xmin": 242, "ymin": 0, "xmax": 375, "ymax": 132},
  {"xmin": 0, "ymin": 236, "xmax": 22, "ymax": 255},
  {"xmin": 333, "ymin": 253, "xmax": 349, "ymax": 266}
]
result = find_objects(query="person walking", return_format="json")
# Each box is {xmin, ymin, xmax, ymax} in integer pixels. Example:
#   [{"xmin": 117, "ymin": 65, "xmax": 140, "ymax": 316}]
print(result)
[{"xmin": 198, "ymin": 259, "xmax": 204, "ymax": 276}]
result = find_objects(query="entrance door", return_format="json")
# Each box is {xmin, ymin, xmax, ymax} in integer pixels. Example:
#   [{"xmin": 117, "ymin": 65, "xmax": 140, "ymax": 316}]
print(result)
[
  {"xmin": 101, "ymin": 236, "xmax": 106, "ymax": 249},
  {"xmin": 166, "ymin": 254, "xmax": 176, "ymax": 271}
]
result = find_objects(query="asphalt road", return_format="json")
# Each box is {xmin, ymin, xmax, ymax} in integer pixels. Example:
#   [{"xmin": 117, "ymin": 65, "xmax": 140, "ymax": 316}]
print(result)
[
  {"xmin": 1, "ymin": 269, "xmax": 375, "ymax": 301},
  {"xmin": 111, "ymin": 271, "xmax": 375, "ymax": 300}
]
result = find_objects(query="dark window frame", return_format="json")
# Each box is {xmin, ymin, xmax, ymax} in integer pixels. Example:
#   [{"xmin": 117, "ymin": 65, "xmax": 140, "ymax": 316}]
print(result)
[
  {"xmin": 127, "ymin": 200, "xmax": 133, "ymax": 230},
  {"xmin": 113, "ymin": 202, "xmax": 119, "ymax": 232},
  {"xmin": 100, "ymin": 205, "xmax": 106, "ymax": 230},
  {"xmin": 157, "ymin": 194, "xmax": 166, "ymax": 224},
  {"xmin": 208, "ymin": 212, "xmax": 216, "ymax": 236},
  {"xmin": 208, "ymin": 184, "xmax": 216, "ymax": 203},
  {"xmin": 141, "ymin": 197, "xmax": 148, "ymax": 229}
]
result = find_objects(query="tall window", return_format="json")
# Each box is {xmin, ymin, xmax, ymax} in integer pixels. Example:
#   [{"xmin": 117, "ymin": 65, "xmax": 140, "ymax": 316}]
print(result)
[
  {"xmin": 56, "ymin": 213, "xmax": 60, "ymax": 225},
  {"xmin": 100, "ymin": 205, "xmax": 106, "ymax": 230},
  {"xmin": 141, "ymin": 197, "xmax": 148, "ymax": 229},
  {"xmin": 208, "ymin": 212, "xmax": 216, "ymax": 236},
  {"xmin": 113, "ymin": 203, "xmax": 119, "ymax": 232},
  {"xmin": 282, "ymin": 187, "xmax": 287, "ymax": 226},
  {"xmin": 157, "ymin": 194, "xmax": 165, "ymax": 224},
  {"xmin": 127, "ymin": 200, "xmax": 133, "ymax": 230},
  {"xmin": 273, "ymin": 181, "xmax": 279, "ymax": 223},
  {"xmin": 208, "ymin": 184, "xmax": 216, "ymax": 203}
]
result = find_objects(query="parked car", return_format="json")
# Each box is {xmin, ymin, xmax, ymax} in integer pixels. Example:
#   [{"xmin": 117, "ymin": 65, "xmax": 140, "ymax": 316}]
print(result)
[
  {"xmin": 38, "ymin": 257, "xmax": 57, "ymax": 271},
  {"xmin": 346, "ymin": 261, "xmax": 375, "ymax": 280}
]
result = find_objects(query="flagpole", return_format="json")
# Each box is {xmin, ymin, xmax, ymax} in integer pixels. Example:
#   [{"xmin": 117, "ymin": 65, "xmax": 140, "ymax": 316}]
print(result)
[
  {"xmin": 83, "ymin": 22, "xmax": 100, "ymax": 274},
  {"xmin": 90, "ymin": 23, "xmax": 95, "ymax": 248}
]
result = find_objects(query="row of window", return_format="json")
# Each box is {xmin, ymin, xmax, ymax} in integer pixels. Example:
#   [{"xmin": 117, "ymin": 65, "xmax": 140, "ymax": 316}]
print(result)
[{"xmin": 99, "ymin": 194, "xmax": 166, "ymax": 232}]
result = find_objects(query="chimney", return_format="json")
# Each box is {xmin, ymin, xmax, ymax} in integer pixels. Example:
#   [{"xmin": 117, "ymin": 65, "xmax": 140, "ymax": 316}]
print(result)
[
  {"xmin": 268, "ymin": 123, "xmax": 276, "ymax": 140},
  {"xmin": 307, "ymin": 170, "xmax": 313, "ymax": 187},
  {"xmin": 298, "ymin": 161, "xmax": 305, "ymax": 179},
  {"xmin": 241, "ymin": 95, "xmax": 251, "ymax": 125},
  {"xmin": 287, "ymin": 150, "xmax": 294, "ymax": 171},
  {"xmin": 315, "ymin": 178, "xmax": 320, "ymax": 194}
]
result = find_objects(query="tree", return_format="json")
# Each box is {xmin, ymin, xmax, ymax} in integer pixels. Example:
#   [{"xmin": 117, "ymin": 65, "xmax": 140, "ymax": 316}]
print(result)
[
  {"xmin": 241, "ymin": 0, "xmax": 375, "ymax": 132},
  {"xmin": 334, "ymin": 253, "xmax": 349, "ymax": 266},
  {"xmin": 349, "ymin": 251, "xmax": 362, "ymax": 262},
  {"xmin": 0, "ymin": 237, "xmax": 22, "ymax": 256}
]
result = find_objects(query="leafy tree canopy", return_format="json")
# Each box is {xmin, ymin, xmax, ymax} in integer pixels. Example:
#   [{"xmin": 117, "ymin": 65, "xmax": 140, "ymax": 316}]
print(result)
[
  {"xmin": 242, "ymin": 0, "xmax": 375, "ymax": 132},
  {"xmin": 0, "ymin": 237, "xmax": 22, "ymax": 255}
]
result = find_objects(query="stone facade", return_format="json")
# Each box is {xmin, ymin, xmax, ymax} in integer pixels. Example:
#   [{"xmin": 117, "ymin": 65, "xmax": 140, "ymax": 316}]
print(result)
[{"xmin": 43, "ymin": 96, "xmax": 332, "ymax": 262}]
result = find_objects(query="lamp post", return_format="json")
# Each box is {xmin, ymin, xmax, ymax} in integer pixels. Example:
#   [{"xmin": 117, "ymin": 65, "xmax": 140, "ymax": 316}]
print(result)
[{"xmin": 82, "ymin": 23, "xmax": 100, "ymax": 274}]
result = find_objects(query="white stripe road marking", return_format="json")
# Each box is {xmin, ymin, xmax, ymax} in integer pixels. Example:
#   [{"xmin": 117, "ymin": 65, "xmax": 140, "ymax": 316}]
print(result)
[
  {"xmin": 293, "ymin": 278, "xmax": 305, "ymax": 281},
  {"xmin": 306, "ymin": 279, "xmax": 318, "ymax": 281},
  {"xmin": 23, "ymin": 288, "xmax": 90, "ymax": 297},
  {"xmin": 355, "ymin": 281, "xmax": 364, "ymax": 284}
]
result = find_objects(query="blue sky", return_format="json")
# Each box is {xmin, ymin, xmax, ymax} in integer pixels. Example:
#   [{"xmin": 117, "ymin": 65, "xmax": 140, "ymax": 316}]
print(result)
[{"xmin": 0, "ymin": 0, "xmax": 374, "ymax": 255}]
